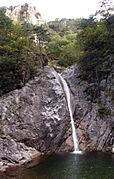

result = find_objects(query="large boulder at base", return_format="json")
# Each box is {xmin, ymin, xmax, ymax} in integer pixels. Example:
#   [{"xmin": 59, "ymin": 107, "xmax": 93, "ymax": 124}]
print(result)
[{"xmin": 0, "ymin": 66, "xmax": 72, "ymax": 171}]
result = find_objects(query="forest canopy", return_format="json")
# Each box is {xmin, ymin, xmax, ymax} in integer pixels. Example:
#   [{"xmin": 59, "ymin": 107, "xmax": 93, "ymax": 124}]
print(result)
[{"xmin": 0, "ymin": 0, "xmax": 114, "ymax": 97}]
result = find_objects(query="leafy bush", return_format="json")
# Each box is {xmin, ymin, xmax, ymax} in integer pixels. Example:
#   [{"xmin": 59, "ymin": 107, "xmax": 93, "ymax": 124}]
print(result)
[
  {"xmin": 48, "ymin": 34, "xmax": 79, "ymax": 67},
  {"xmin": 98, "ymin": 104, "xmax": 111, "ymax": 117}
]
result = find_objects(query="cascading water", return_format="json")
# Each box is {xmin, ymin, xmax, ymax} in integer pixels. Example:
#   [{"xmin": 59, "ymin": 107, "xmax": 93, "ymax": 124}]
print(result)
[{"xmin": 58, "ymin": 74, "xmax": 80, "ymax": 153}]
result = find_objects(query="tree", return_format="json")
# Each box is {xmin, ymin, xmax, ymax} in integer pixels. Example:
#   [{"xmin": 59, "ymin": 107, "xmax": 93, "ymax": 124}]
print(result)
[
  {"xmin": 76, "ymin": 13, "xmax": 114, "ymax": 99},
  {"xmin": 97, "ymin": 0, "xmax": 114, "ymax": 20},
  {"xmin": 48, "ymin": 33, "xmax": 79, "ymax": 67},
  {"xmin": 79, "ymin": 16, "xmax": 97, "ymax": 30},
  {"xmin": 77, "ymin": 22, "xmax": 110, "ymax": 75},
  {"xmin": 33, "ymin": 25, "xmax": 50, "ymax": 51},
  {"xmin": 0, "ymin": 8, "xmax": 38, "ymax": 96},
  {"xmin": 0, "ymin": 8, "xmax": 12, "ymax": 45}
]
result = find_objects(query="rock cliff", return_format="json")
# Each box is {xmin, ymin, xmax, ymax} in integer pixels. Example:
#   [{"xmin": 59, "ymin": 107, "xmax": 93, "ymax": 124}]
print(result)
[
  {"xmin": 0, "ymin": 66, "xmax": 71, "ymax": 172},
  {"xmin": 0, "ymin": 62, "xmax": 113, "ymax": 172},
  {"xmin": 62, "ymin": 60, "xmax": 114, "ymax": 153},
  {"xmin": 6, "ymin": 4, "xmax": 44, "ymax": 25}
]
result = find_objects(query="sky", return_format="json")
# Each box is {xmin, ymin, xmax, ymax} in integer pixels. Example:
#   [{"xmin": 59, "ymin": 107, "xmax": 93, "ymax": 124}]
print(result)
[{"xmin": 0, "ymin": 0, "xmax": 114, "ymax": 21}]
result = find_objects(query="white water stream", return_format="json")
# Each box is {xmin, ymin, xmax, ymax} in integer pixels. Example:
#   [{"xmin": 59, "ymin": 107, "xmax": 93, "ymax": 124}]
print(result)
[{"xmin": 58, "ymin": 74, "xmax": 80, "ymax": 153}]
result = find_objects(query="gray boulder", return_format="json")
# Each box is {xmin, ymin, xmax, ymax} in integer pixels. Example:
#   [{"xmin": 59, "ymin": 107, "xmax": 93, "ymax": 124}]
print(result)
[{"xmin": 0, "ymin": 66, "xmax": 71, "ymax": 171}]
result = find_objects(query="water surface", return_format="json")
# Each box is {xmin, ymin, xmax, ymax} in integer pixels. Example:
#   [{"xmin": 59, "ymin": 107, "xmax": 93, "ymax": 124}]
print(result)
[{"xmin": 4, "ymin": 152, "xmax": 114, "ymax": 179}]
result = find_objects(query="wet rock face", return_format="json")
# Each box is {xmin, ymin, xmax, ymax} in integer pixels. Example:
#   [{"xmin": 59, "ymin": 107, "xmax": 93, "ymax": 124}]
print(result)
[
  {"xmin": 0, "ymin": 66, "xmax": 71, "ymax": 171},
  {"xmin": 62, "ymin": 64, "xmax": 114, "ymax": 153}
]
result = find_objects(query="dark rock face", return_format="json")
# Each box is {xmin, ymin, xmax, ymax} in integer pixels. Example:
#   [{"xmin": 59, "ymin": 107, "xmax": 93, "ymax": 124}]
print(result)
[
  {"xmin": 0, "ymin": 66, "xmax": 71, "ymax": 171},
  {"xmin": 62, "ymin": 63, "xmax": 114, "ymax": 153}
]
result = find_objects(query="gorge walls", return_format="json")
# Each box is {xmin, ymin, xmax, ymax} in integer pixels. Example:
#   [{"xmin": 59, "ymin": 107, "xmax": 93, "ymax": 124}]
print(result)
[
  {"xmin": 62, "ymin": 63, "xmax": 114, "ymax": 153},
  {"xmin": 0, "ymin": 63, "xmax": 113, "ymax": 171}
]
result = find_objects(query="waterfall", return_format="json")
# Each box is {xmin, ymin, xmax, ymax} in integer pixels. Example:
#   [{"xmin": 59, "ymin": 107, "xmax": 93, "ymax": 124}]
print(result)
[{"xmin": 58, "ymin": 74, "xmax": 80, "ymax": 153}]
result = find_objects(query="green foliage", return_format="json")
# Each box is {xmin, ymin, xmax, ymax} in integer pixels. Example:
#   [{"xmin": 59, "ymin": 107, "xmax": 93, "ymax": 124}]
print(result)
[
  {"xmin": 79, "ymin": 16, "xmax": 97, "ymax": 29},
  {"xmin": 76, "ymin": 6, "xmax": 114, "ymax": 99},
  {"xmin": 19, "ymin": 4, "xmax": 29, "ymax": 22},
  {"xmin": 77, "ymin": 20, "xmax": 112, "ymax": 82},
  {"xmin": 33, "ymin": 25, "xmax": 50, "ymax": 51},
  {"xmin": 97, "ymin": 0, "xmax": 114, "ymax": 20},
  {"xmin": 48, "ymin": 18, "xmax": 91, "ymax": 36},
  {"xmin": 0, "ymin": 7, "xmax": 49, "ymax": 96},
  {"xmin": 98, "ymin": 104, "xmax": 111, "ymax": 117},
  {"xmin": 84, "ymin": 86, "xmax": 97, "ymax": 102},
  {"xmin": 0, "ymin": 56, "xmax": 21, "ymax": 95},
  {"xmin": 0, "ymin": 8, "xmax": 13, "ymax": 44},
  {"xmin": 48, "ymin": 33, "xmax": 79, "ymax": 67},
  {"xmin": 0, "ymin": 3, "xmax": 113, "ymax": 98}
]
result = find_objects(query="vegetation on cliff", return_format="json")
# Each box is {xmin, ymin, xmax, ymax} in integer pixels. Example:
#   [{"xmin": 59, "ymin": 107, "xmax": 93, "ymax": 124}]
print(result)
[
  {"xmin": 76, "ymin": 0, "xmax": 114, "ymax": 99},
  {"xmin": 47, "ymin": 0, "xmax": 114, "ymax": 101},
  {"xmin": 0, "ymin": 7, "xmax": 49, "ymax": 96}
]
